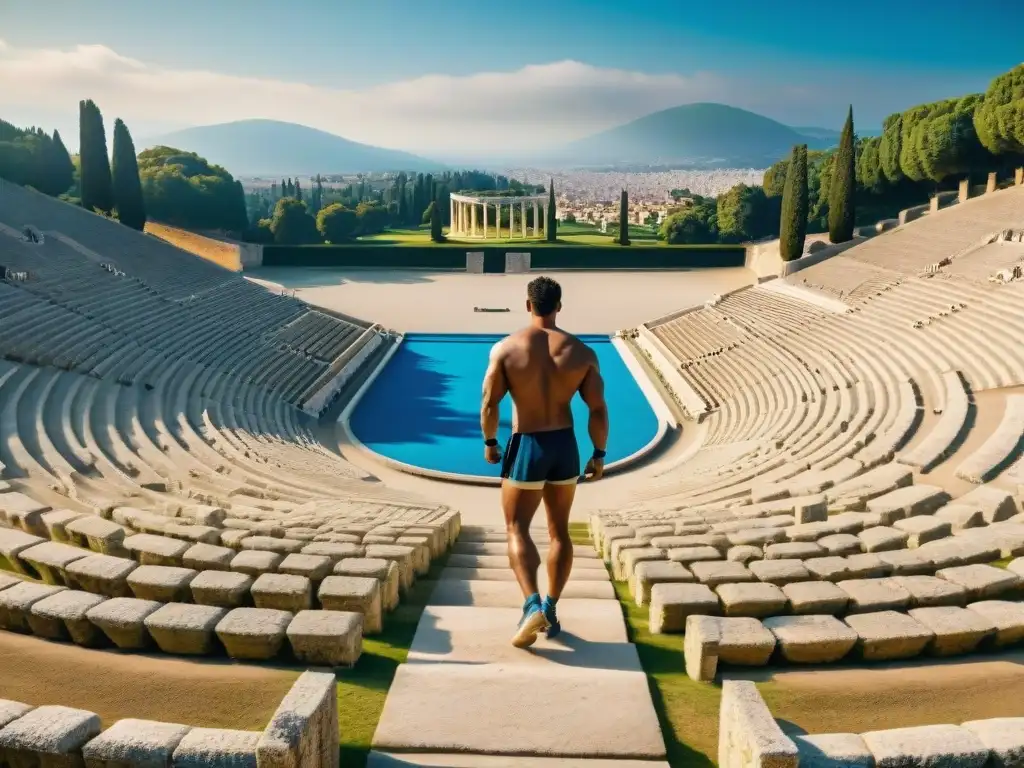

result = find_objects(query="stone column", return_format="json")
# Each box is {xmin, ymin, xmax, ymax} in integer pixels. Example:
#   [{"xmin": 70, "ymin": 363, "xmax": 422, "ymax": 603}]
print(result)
[
  {"xmin": 986, "ymin": 171, "xmax": 997, "ymax": 194},
  {"xmin": 533, "ymin": 201, "xmax": 539, "ymax": 237},
  {"xmin": 1016, "ymin": 167, "xmax": 1024, "ymax": 186},
  {"xmin": 471, "ymin": 203, "xmax": 478, "ymax": 237},
  {"xmin": 521, "ymin": 200, "xmax": 528, "ymax": 238},
  {"xmin": 450, "ymin": 198, "xmax": 455, "ymax": 234},
  {"xmin": 495, "ymin": 203, "xmax": 501, "ymax": 239},
  {"xmin": 482, "ymin": 203, "xmax": 489, "ymax": 239},
  {"xmin": 958, "ymin": 178, "xmax": 970, "ymax": 203},
  {"xmin": 509, "ymin": 204, "xmax": 515, "ymax": 239}
]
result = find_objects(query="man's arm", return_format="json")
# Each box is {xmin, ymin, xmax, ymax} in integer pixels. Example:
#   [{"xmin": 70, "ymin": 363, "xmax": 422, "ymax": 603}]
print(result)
[
  {"xmin": 579, "ymin": 352, "xmax": 608, "ymax": 456},
  {"xmin": 480, "ymin": 342, "xmax": 508, "ymax": 442}
]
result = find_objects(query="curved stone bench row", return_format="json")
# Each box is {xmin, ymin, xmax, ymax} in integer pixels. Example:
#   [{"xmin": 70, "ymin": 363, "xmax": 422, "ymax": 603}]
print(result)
[
  {"xmin": 720, "ymin": 677, "xmax": 1024, "ymax": 768},
  {"xmin": 956, "ymin": 393, "xmax": 1024, "ymax": 483},
  {"xmin": 645, "ymin": 563, "xmax": 1023, "ymax": 627},
  {"xmin": 0, "ymin": 668, "xmax": 338, "ymax": 768},
  {"xmin": 0, "ymin": 575, "xmax": 363, "ymax": 667},
  {"xmin": 897, "ymin": 369, "xmax": 970, "ymax": 469},
  {"xmin": 685, "ymin": 598, "xmax": 1024, "ymax": 682}
]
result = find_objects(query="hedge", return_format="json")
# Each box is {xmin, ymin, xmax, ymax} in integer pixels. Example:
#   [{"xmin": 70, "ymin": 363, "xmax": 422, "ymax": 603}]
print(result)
[{"xmin": 260, "ymin": 244, "xmax": 746, "ymax": 270}]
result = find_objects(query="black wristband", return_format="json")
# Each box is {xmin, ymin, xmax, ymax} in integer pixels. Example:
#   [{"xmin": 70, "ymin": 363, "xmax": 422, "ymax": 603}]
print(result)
[
  {"xmin": 484, "ymin": 438, "xmax": 499, "ymax": 447},
  {"xmin": 592, "ymin": 448, "xmax": 606, "ymax": 459}
]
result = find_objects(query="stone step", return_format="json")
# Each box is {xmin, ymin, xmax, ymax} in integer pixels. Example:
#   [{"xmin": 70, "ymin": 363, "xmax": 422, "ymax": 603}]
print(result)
[
  {"xmin": 439, "ymin": 566, "xmax": 610, "ymax": 583},
  {"xmin": 446, "ymin": 554, "xmax": 607, "ymax": 571},
  {"xmin": 428, "ymin": 579, "xmax": 614, "ymax": 607},
  {"xmin": 368, "ymin": 752, "xmax": 672, "ymax": 767},
  {"xmin": 372, "ymin": 663, "xmax": 666, "ymax": 760},
  {"xmin": 408, "ymin": 604, "xmax": 633, "ymax": 666},
  {"xmin": 452, "ymin": 542, "xmax": 599, "ymax": 558}
]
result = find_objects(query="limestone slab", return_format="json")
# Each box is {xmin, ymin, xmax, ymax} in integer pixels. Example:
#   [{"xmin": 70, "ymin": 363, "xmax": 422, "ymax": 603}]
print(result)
[
  {"xmin": 287, "ymin": 608, "xmax": 363, "ymax": 667},
  {"xmin": 27, "ymin": 589, "xmax": 106, "ymax": 645},
  {"xmin": 908, "ymin": 606, "xmax": 995, "ymax": 656},
  {"xmin": 86, "ymin": 597, "xmax": 162, "ymax": 648},
  {"xmin": 215, "ymin": 607, "xmax": 292, "ymax": 660},
  {"xmin": 318, "ymin": 575, "xmax": 382, "ymax": 634},
  {"xmin": 837, "ymin": 579, "xmax": 912, "ymax": 614},
  {"xmin": 716, "ymin": 582, "xmax": 788, "ymax": 618},
  {"xmin": 877, "ymin": 550, "xmax": 935, "ymax": 576},
  {"xmin": 0, "ymin": 704, "xmax": 100, "ymax": 762},
  {"xmin": 804, "ymin": 557, "xmax": 851, "ymax": 581},
  {"xmin": 367, "ymin": 751, "xmax": 673, "ymax": 767},
  {"xmin": 17, "ymin": 541, "xmax": 89, "ymax": 584},
  {"xmin": 144, "ymin": 602, "xmax": 228, "ymax": 655},
  {"xmin": 710, "ymin": 616, "xmax": 777, "ymax": 666},
  {"xmin": 407, "ymin": 603, "xmax": 633, "ymax": 667},
  {"xmin": 749, "ymin": 559, "xmax": 811, "ymax": 586},
  {"xmin": 171, "ymin": 727, "xmax": 259, "ymax": 767},
  {"xmin": 0, "ymin": 527, "xmax": 45, "ymax": 575},
  {"xmin": 893, "ymin": 517, "xmax": 952, "ymax": 548},
  {"xmin": 0, "ymin": 581, "xmax": 66, "ymax": 631},
  {"xmin": 892, "ymin": 576, "xmax": 967, "ymax": 608},
  {"xmin": 231, "ymin": 549, "xmax": 283, "ymax": 576},
  {"xmin": 334, "ymin": 558, "xmax": 400, "ymax": 612},
  {"xmin": 632, "ymin": 560, "xmax": 693, "ymax": 605},
  {"xmin": 428, "ymin": 579, "xmax": 612, "ymax": 608},
  {"xmin": 39, "ymin": 509, "xmax": 86, "ymax": 543},
  {"xmin": 82, "ymin": 717, "xmax": 191, "ymax": 766},
  {"xmin": 649, "ymin": 582, "xmax": 720, "ymax": 633},
  {"xmin": 858, "ymin": 526, "xmax": 910, "ymax": 553},
  {"xmin": 64, "ymin": 553, "xmax": 137, "ymax": 598},
  {"xmin": 962, "ymin": 718, "xmax": 1024, "ymax": 768},
  {"xmin": 867, "ymin": 485, "xmax": 951, "ymax": 525},
  {"xmin": 372, "ymin": 663, "xmax": 666, "ymax": 759},
  {"xmin": 726, "ymin": 545, "xmax": 763, "ymax": 564},
  {"xmin": 763, "ymin": 614, "xmax": 858, "ymax": 663},
  {"xmin": 817, "ymin": 534, "xmax": 863, "ymax": 557},
  {"xmin": 844, "ymin": 610, "xmax": 934, "ymax": 660},
  {"xmin": 65, "ymin": 515, "xmax": 127, "ymax": 555},
  {"xmin": 764, "ymin": 542, "xmax": 825, "ymax": 560},
  {"xmin": 690, "ymin": 560, "xmax": 755, "ymax": 587},
  {"xmin": 251, "ymin": 573, "xmax": 312, "ymax": 612},
  {"xmin": 936, "ymin": 564, "xmax": 1021, "ymax": 600},
  {"xmin": 190, "ymin": 570, "xmax": 254, "ymax": 608},
  {"xmin": 782, "ymin": 581, "xmax": 850, "ymax": 615},
  {"xmin": 844, "ymin": 554, "xmax": 891, "ymax": 579},
  {"xmin": 127, "ymin": 565, "xmax": 197, "ymax": 602},
  {"xmin": 182, "ymin": 542, "xmax": 235, "ymax": 571},
  {"xmin": 794, "ymin": 733, "xmax": 874, "ymax": 768},
  {"xmin": 861, "ymin": 724, "xmax": 988, "ymax": 768},
  {"xmin": 965, "ymin": 600, "xmax": 1024, "ymax": 647}
]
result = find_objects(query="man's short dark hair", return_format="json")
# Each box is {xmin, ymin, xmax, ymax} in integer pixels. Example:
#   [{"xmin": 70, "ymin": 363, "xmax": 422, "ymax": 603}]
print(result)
[{"xmin": 527, "ymin": 276, "xmax": 561, "ymax": 316}]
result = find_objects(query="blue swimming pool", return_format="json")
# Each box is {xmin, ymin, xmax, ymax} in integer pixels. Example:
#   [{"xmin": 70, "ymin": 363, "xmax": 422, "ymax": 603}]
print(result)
[{"xmin": 348, "ymin": 333, "xmax": 662, "ymax": 479}]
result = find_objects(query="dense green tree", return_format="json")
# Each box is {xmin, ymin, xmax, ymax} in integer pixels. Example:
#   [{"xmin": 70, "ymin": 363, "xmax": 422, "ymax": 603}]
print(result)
[
  {"xmin": 295, "ymin": 179, "xmax": 303, "ymax": 202},
  {"xmin": 138, "ymin": 146, "xmax": 248, "ymax": 232},
  {"xmin": 546, "ymin": 179, "xmax": 557, "ymax": 242},
  {"xmin": 270, "ymin": 198, "xmax": 319, "ymax": 244},
  {"xmin": 879, "ymin": 113, "xmax": 904, "ymax": 183},
  {"xmin": 421, "ymin": 201, "xmax": 435, "ymax": 225},
  {"xmin": 779, "ymin": 145, "xmax": 809, "ymax": 261},
  {"xmin": 617, "ymin": 189, "xmax": 630, "ymax": 246},
  {"xmin": 828, "ymin": 106, "xmax": 856, "ymax": 243},
  {"xmin": 856, "ymin": 136, "xmax": 885, "ymax": 193},
  {"xmin": 974, "ymin": 64, "xmax": 1024, "ymax": 155},
  {"xmin": 430, "ymin": 197, "xmax": 444, "ymax": 242},
  {"xmin": 110, "ymin": 118, "xmax": 147, "ymax": 231},
  {"xmin": 316, "ymin": 203, "xmax": 357, "ymax": 243},
  {"xmin": 762, "ymin": 160, "xmax": 789, "ymax": 198},
  {"xmin": 659, "ymin": 203, "xmax": 718, "ymax": 244},
  {"xmin": 355, "ymin": 201, "xmax": 389, "ymax": 236},
  {"xmin": 79, "ymin": 99, "xmax": 114, "ymax": 213},
  {"xmin": 47, "ymin": 130, "xmax": 75, "ymax": 197},
  {"xmin": 716, "ymin": 183, "xmax": 775, "ymax": 242}
]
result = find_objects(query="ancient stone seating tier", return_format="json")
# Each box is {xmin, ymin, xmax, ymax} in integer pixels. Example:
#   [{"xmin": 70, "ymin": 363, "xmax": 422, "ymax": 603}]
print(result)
[
  {"xmin": 0, "ymin": 670, "xmax": 339, "ymax": 768},
  {"xmin": 0, "ymin": 179, "xmax": 375, "ymax": 411},
  {"xmin": 719, "ymin": 680, "xmax": 1024, "ymax": 768}
]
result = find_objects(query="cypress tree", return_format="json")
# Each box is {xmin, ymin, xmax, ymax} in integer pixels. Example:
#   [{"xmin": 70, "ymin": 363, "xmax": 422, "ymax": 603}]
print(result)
[
  {"xmin": 828, "ymin": 106, "xmax": 856, "ymax": 243},
  {"xmin": 546, "ymin": 179, "xmax": 557, "ymax": 242},
  {"xmin": 430, "ymin": 196, "xmax": 444, "ymax": 242},
  {"xmin": 79, "ymin": 99, "xmax": 114, "ymax": 213},
  {"xmin": 296, "ymin": 179, "xmax": 303, "ymax": 202},
  {"xmin": 111, "ymin": 119, "xmax": 147, "ymax": 231},
  {"xmin": 48, "ymin": 130, "xmax": 74, "ymax": 197},
  {"xmin": 618, "ymin": 188, "xmax": 630, "ymax": 245},
  {"xmin": 280, "ymin": 179, "xmax": 287, "ymax": 199},
  {"xmin": 779, "ymin": 144, "xmax": 809, "ymax": 261}
]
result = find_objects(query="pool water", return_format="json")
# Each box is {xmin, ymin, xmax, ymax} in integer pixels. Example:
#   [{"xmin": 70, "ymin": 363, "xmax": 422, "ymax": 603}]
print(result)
[{"xmin": 349, "ymin": 333, "xmax": 661, "ymax": 479}]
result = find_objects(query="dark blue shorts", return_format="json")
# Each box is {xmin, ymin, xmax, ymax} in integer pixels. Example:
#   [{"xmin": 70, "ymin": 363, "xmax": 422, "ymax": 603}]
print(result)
[{"xmin": 500, "ymin": 428, "xmax": 580, "ymax": 488}]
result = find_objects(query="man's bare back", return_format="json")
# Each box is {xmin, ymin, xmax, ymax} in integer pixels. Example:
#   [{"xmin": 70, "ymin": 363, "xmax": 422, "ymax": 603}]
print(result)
[{"xmin": 493, "ymin": 326, "xmax": 597, "ymax": 435}]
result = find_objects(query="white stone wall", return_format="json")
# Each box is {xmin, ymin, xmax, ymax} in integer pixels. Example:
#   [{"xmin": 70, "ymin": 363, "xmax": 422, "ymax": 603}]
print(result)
[
  {"xmin": 634, "ymin": 325, "xmax": 708, "ymax": 420},
  {"xmin": 466, "ymin": 252, "xmax": 484, "ymax": 273},
  {"xmin": 505, "ymin": 252, "xmax": 530, "ymax": 273},
  {"xmin": 301, "ymin": 329, "xmax": 384, "ymax": 417},
  {"xmin": 256, "ymin": 670, "xmax": 339, "ymax": 768},
  {"xmin": 718, "ymin": 681, "xmax": 798, "ymax": 768}
]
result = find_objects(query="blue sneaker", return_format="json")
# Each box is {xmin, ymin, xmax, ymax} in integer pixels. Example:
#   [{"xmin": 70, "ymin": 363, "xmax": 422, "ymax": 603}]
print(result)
[
  {"xmin": 542, "ymin": 597, "xmax": 561, "ymax": 639},
  {"xmin": 512, "ymin": 596, "xmax": 549, "ymax": 648}
]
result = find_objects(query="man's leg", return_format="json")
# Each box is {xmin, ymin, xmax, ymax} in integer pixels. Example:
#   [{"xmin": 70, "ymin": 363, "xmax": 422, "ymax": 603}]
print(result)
[
  {"xmin": 502, "ymin": 482, "xmax": 548, "ymax": 648},
  {"xmin": 541, "ymin": 481, "xmax": 576, "ymax": 638}
]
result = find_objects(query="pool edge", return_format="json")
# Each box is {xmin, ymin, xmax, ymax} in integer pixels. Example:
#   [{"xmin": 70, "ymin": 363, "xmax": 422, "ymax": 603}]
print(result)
[{"xmin": 339, "ymin": 332, "xmax": 676, "ymax": 486}]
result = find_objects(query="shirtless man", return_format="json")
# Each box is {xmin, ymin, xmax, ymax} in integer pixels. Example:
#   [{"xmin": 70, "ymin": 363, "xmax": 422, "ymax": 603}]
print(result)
[{"xmin": 480, "ymin": 276, "xmax": 609, "ymax": 648}]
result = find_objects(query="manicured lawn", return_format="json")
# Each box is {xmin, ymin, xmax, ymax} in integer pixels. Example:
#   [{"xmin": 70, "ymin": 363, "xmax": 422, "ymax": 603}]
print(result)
[{"xmin": 358, "ymin": 224, "xmax": 670, "ymax": 248}]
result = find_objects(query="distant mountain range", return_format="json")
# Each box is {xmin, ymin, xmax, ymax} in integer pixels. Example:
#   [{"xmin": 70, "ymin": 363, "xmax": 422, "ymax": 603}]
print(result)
[
  {"xmin": 140, "ymin": 119, "xmax": 445, "ymax": 176},
  {"xmin": 550, "ymin": 103, "xmax": 858, "ymax": 168},
  {"xmin": 141, "ymin": 105, "xmax": 877, "ymax": 177}
]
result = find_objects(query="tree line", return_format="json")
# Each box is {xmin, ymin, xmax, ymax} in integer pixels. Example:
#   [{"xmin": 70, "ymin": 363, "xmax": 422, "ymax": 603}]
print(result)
[{"xmin": 659, "ymin": 63, "xmax": 1024, "ymax": 254}]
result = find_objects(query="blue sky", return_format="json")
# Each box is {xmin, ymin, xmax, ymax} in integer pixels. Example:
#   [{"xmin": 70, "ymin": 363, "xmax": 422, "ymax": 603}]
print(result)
[{"xmin": 0, "ymin": 0, "xmax": 1020, "ymax": 157}]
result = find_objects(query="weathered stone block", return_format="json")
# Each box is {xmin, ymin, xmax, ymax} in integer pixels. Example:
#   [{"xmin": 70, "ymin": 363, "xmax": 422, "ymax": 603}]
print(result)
[
  {"xmin": 0, "ymin": 705, "xmax": 100, "ymax": 765},
  {"xmin": 127, "ymin": 565, "xmax": 197, "ymax": 603},
  {"xmin": 716, "ymin": 582, "xmax": 789, "ymax": 618},
  {"xmin": 215, "ymin": 607, "xmax": 292, "ymax": 660},
  {"xmin": 171, "ymin": 727, "xmax": 259, "ymax": 767},
  {"xmin": 144, "ymin": 602, "xmax": 229, "ymax": 655},
  {"xmin": 858, "ymin": 526, "xmax": 910, "ymax": 553},
  {"xmin": 318, "ymin": 576, "xmax": 382, "ymax": 634},
  {"xmin": 691, "ymin": 560, "xmax": 755, "ymax": 587},
  {"xmin": 649, "ymin": 582, "xmax": 720, "ymax": 633},
  {"xmin": 632, "ymin": 560, "xmax": 693, "ymax": 605},
  {"xmin": 794, "ymin": 733, "xmax": 875, "ymax": 768},
  {"xmin": 17, "ymin": 541, "xmax": 89, "ymax": 585},
  {"xmin": 782, "ymin": 581, "xmax": 850, "ymax": 615},
  {"xmin": 844, "ymin": 609, "xmax": 934, "ymax": 660},
  {"xmin": 333, "ymin": 558, "xmax": 400, "ymax": 612},
  {"xmin": 908, "ymin": 606, "xmax": 995, "ymax": 656},
  {"xmin": 965, "ymin": 600, "xmax": 1024, "ymax": 647},
  {"xmin": 0, "ymin": 582, "xmax": 66, "ymax": 631},
  {"xmin": 65, "ymin": 516, "xmax": 127, "ymax": 556},
  {"xmin": 123, "ymin": 533, "xmax": 189, "ymax": 566},
  {"xmin": 27, "ymin": 589, "xmax": 106, "ymax": 645},
  {"xmin": 817, "ymin": 534, "xmax": 863, "ymax": 557},
  {"xmin": 256, "ymin": 670, "xmax": 339, "ymax": 767},
  {"xmin": 962, "ymin": 717, "xmax": 1024, "ymax": 768},
  {"xmin": 892, "ymin": 575, "xmax": 967, "ymax": 608},
  {"xmin": 182, "ymin": 542, "xmax": 235, "ymax": 571},
  {"xmin": 286, "ymin": 610, "xmax": 363, "ymax": 668},
  {"xmin": 82, "ymin": 717, "xmax": 191, "ymax": 767},
  {"xmin": 64, "ymin": 554, "xmax": 137, "ymax": 598},
  {"xmin": 936, "ymin": 564, "xmax": 1021, "ymax": 601},
  {"xmin": 251, "ymin": 573, "xmax": 312, "ymax": 613},
  {"xmin": 861, "ymin": 724, "xmax": 988, "ymax": 768},
  {"xmin": 837, "ymin": 578, "xmax": 912, "ymax": 614},
  {"xmin": 894, "ymin": 517, "xmax": 952, "ymax": 548},
  {"xmin": 804, "ymin": 556, "xmax": 851, "ymax": 581},
  {"xmin": 749, "ymin": 559, "xmax": 811, "ymax": 586},
  {"xmin": 190, "ymin": 570, "xmax": 254, "ymax": 608},
  {"xmin": 85, "ymin": 597, "xmax": 162, "ymax": 649},
  {"xmin": 278, "ymin": 554, "xmax": 333, "ymax": 582},
  {"xmin": 763, "ymin": 614, "xmax": 858, "ymax": 663}
]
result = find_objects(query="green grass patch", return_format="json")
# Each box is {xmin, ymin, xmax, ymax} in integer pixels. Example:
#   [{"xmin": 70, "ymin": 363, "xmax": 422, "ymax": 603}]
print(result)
[
  {"xmin": 991, "ymin": 557, "xmax": 1014, "ymax": 569},
  {"xmin": 336, "ymin": 552, "xmax": 447, "ymax": 767}
]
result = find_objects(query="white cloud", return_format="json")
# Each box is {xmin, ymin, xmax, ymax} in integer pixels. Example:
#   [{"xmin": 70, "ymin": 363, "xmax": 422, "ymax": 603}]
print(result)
[{"xmin": 0, "ymin": 38, "xmax": 827, "ymax": 155}]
